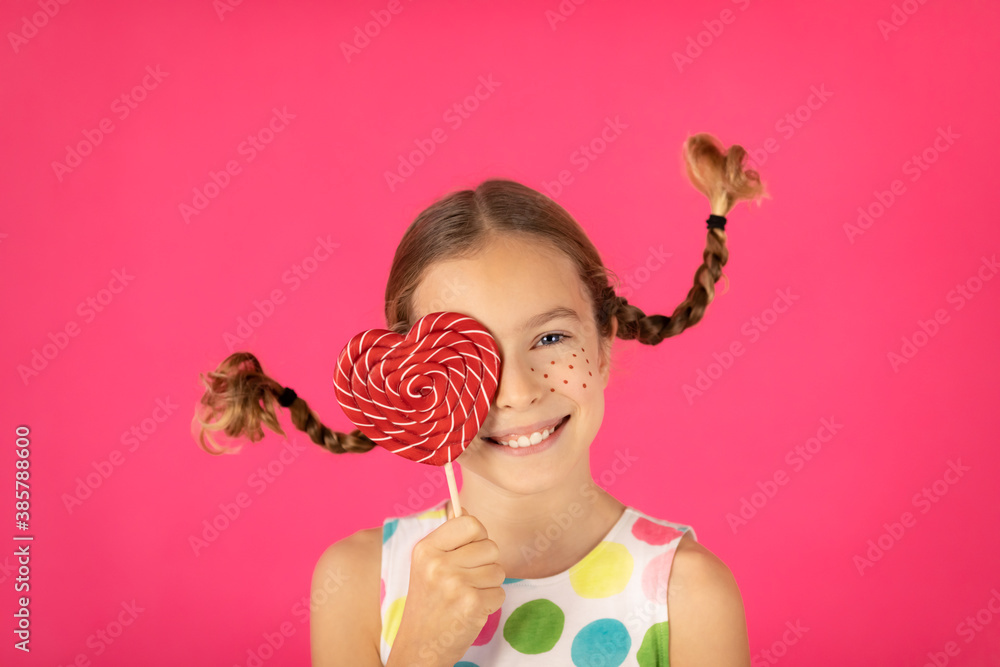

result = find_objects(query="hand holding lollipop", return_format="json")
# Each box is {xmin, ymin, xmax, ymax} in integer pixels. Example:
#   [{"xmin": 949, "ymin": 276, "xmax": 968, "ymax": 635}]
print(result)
[{"xmin": 333, "ymin": 311, "xmax": 501, "ymax": 516}]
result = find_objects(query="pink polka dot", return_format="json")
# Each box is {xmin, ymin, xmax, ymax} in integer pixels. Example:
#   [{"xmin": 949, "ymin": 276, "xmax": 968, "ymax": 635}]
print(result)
[
  {"xmin": 632, "ymin": 517, "xmax": 683, "ymax": 545},
  {"xmin": 473, "ymin": 608, "xmax": 502, "ymax": 645},
  {"xmin": 380, "ymin": 577, "xmax": 385, "ymax": 606},
  {"xmin": 641, "ymin": 549, "xmax": 678, "ymax": 603}
]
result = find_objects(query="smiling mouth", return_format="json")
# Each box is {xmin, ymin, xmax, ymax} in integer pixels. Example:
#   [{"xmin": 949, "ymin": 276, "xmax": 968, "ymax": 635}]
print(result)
[{"xmin": 484, "ymin": 416, "xmax": 570, "ymax": 449}]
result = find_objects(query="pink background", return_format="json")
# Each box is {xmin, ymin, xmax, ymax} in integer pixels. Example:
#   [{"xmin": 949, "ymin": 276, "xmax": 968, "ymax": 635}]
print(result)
[{"xmin": 3, "ymin": 0, "xmax": 999, "ymax": 665}]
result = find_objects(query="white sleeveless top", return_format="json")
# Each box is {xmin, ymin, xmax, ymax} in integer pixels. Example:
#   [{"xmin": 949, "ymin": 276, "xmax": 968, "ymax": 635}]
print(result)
[{"xmin": 378, "ymin": 497, "xmax": 697, "ymax": 666}]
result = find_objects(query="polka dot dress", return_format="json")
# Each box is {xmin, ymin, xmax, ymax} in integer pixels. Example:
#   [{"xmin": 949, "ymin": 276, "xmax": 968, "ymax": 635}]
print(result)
[{"xmin": 379, "ymin": 498, "xmax": 697, "ymax": 666}]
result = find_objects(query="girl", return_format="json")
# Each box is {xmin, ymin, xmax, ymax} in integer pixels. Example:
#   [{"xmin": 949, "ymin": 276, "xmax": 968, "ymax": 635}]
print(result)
[{"xmin": 194, "ymin": 133, "xmax": 767, "ymax": 666}]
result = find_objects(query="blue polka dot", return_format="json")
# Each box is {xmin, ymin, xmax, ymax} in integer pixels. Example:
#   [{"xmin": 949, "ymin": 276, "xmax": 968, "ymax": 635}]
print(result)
[
  {"xmin": 382, "ymin": 519, "xmax": 398, "ymax": 543},
  {"xmin": 503, "ymin": 577, "xmax": 523, "ymax": 584},
  {"xmin": 454, "ymin": 662, "xmax": 479, "ymax": 667},
  {"xmin": 571, "ymin": 618, "xmax": 631, "ymax": 667}
]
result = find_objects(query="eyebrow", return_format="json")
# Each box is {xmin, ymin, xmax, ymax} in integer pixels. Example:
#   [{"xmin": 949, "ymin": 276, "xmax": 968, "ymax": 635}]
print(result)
[{"xmin": 522, "ymin": 306, "xmax": 582, "ymax": 332}]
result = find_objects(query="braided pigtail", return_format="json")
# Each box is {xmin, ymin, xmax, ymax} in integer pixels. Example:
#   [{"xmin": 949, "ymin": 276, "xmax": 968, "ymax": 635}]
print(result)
[
  {"xmin": 192, "ymin": 352, "xmax": 376, "ymax": 456},
  {"xmin": 608, "ymin": 133, "xmax": 768, "ymax": 345}
]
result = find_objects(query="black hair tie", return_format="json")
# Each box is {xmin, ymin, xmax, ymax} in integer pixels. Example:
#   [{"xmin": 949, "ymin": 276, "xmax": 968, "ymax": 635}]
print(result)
[
  {"xmin": 707, "ymin": 214, "xmax": 727, "ymax": 230},
  {"xmin": 277, "ymin": 387, "xmax": 298, "ymax": 407}
]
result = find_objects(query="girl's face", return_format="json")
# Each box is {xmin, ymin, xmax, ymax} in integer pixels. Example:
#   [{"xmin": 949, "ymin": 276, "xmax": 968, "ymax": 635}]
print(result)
[{"xmin": 410, "ymin": 234, "xmax": 615, "ymax": 495}]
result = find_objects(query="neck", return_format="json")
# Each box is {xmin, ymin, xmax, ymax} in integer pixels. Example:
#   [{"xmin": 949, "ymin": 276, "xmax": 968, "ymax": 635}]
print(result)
[{"xmin": 450, "ymin": 458, "xmax": 626, "ymax": 579}]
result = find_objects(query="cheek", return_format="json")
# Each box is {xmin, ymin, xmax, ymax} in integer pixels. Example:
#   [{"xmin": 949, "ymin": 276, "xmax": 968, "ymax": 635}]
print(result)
[{"xmin": 529, "ymin": 345, "xmax": 594, "ymax": 393}]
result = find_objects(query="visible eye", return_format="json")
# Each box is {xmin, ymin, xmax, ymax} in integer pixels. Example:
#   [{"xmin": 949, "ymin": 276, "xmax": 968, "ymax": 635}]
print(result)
[{"xmin": 536, "ymin": 333, "xmax": 569, "ymax": 347}]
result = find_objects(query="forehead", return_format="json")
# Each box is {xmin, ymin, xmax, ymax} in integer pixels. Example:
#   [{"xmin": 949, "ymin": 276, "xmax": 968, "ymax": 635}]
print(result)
[{"xmin": 411, "ymin": 236, "xmax": 591, "ymax": 338}]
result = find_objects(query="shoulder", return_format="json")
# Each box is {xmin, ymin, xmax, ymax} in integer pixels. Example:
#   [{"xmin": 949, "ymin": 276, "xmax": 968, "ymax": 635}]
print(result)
[
  {"xmin": 310, "ymin": 526, "xmax": 384, "ymax": 666},
  {"xmin": 667, "ymin": 533, "xmax": 751, "ymax": 666},
  {"xmin": 312, "ymin": 525, "xmax": 383, "ymax": 598}
]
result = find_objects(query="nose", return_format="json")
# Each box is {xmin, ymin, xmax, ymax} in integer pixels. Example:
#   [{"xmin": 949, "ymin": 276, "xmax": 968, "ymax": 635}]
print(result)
[{"xmin": 492, "ymin": 354, "xmax": 541, "ymax": 411}]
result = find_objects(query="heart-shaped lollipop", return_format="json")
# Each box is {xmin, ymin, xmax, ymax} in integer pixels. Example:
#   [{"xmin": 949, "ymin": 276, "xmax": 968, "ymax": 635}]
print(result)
[{"xmin": 333, "ymin": 311, "xmax": 501, "ymax": 467}]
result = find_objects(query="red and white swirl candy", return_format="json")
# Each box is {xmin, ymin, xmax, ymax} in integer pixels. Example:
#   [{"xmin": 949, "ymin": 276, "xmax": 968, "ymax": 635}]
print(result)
[{"xmin": 333, "ymin": 311, "xmax": 501, "ymax": 467}]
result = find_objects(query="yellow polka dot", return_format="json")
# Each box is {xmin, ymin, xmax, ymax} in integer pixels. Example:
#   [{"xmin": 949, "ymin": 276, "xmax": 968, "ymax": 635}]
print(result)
[
  {"xmin": 416, "ymin": 507, "xmax": 446, "ymax": 520},
  {"xmin": 569, "ymin": 541, "xmax": 633, "ymax": 598},
  {"xmin": 383, "ymin": 595, "xmax": 406, "ymax": 646}
]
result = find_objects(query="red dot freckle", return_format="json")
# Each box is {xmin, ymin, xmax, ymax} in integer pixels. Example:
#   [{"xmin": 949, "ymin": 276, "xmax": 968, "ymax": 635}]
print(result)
[
  {"xmin": 550, "ymin": 388, "xmax": 555, "ymax": 392},
  {"xmin": 530, "ymin": 368, "xmax": 534, "ymax": 371},
  {"xmin": 543, "ymin": 374, "xmax": 548, "ymax": 378},
  {"xmin": 563, "ymin": 380, "xmax": 568, "ymax": 384},
  {"xmin": 582, "ymin": 348, "xmax": 585, "ymax": 352},
  {"xmin": 569, "ymin": 365, "xmax": 574, "ymax": 369},
  {"xmin": 583, "ymin": 383, "xmax": 587, "ymax": 388},
  {"xmin": 550, "ymin": 361, "xmax": 555, "ymax": 365},
  {"xmin": 588, "ymin": 371, "xmax": 592, "ymax": 376},
  {"xmin": 586, "ymin": 359, "xmax": 590, "ymax": 363},
  {"xmin": 572, "ymin": 354, "xmax": 577, "ymax": 357}
]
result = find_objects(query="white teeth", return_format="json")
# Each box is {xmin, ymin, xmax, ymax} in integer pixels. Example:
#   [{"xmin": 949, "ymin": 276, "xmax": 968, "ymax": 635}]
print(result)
[{"xmin": 497, "ymin": 424, "xmax": 557, "ymax": 448}]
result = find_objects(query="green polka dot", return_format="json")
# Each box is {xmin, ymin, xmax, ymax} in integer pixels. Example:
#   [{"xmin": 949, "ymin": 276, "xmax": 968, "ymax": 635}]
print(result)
[
  {"xmin": 569, "ymin": 541, "xmax": 633, "ymax": 598},
  {"xmin": 636, "ymin": 621, "xmax": 670, "ymax": 666},
  {"xmin": 503, "ymin": 599, "xmax": 564, "ymax": 654}
]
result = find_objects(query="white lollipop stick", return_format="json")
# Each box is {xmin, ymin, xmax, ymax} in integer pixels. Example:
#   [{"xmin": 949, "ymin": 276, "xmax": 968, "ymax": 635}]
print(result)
[{"xmin": 444, "ymin": 461, "xmax": 462, "ymax": 519}]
